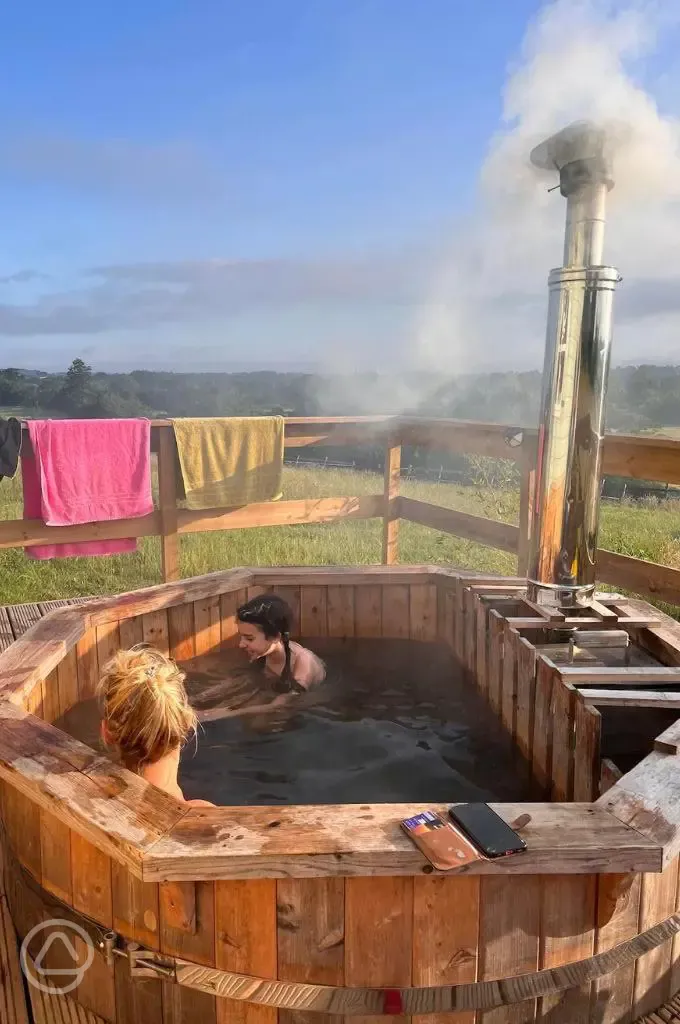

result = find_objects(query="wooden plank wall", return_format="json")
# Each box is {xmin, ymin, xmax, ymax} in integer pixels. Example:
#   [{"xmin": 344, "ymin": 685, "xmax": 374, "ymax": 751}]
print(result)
[
  {"xmin": 455, "ymin": 582, "xmax": 604, "ymax": 805},
  {"xmin": 1, "ymin": 578, "xmax": 680, "ymax": 1023},
  {"xmin": 5, "ymin": 812, "xmax": 680, "ymax": 1024}
]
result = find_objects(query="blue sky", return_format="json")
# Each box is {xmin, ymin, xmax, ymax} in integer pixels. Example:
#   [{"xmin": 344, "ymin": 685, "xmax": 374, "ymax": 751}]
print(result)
[{"xmin": 1, "ymin": 0, "xmax": 679, "ymax": 373}]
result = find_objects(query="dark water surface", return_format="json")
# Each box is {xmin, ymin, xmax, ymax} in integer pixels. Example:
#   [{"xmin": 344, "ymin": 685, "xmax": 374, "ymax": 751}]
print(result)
[{"xmin": 58, "ymin": 638, "xmax": 536, "ymax": 806}]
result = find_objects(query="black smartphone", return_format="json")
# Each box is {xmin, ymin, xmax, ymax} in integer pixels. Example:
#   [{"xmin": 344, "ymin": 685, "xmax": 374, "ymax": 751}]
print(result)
[{"xmin": 448, "ymin": 804, "xmax": 527, "ymax": 858}]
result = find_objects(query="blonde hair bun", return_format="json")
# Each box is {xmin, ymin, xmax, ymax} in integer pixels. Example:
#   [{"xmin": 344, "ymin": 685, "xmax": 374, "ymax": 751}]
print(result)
[{"xmin": 97, "ymin": 645, "xmax": 197, "ymax": 771}]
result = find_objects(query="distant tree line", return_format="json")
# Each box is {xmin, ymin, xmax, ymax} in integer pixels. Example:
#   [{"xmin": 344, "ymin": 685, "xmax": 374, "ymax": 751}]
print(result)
[
  {"xmin": 2, "ymin": 359, "xmax": 680, "ymax": 429},
  {"xmin": 1, "ymin": 360, "xmax": 679, "ymax": 486}
]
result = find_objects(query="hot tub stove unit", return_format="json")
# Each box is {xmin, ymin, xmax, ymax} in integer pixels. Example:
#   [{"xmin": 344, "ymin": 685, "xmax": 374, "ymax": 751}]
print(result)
[{"xmin": 527, "ymin": 120, "xmax": 619, "ymax": 613}]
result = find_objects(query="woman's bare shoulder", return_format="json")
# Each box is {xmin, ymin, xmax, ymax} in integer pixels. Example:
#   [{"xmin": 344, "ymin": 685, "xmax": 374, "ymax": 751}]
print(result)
[{"xmin": 290, "ymin": 642, "xmax": 326, "ymax": 687}]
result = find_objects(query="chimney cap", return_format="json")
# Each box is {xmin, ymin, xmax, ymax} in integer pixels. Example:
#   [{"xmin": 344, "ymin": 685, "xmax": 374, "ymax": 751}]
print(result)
[
  {"xmin": 530, "ymin": 121, "xmax": 610, "ymax": 171},
  {"xmin": 531, "ymin": 121, "xmax": 614, "ymax": 194}
]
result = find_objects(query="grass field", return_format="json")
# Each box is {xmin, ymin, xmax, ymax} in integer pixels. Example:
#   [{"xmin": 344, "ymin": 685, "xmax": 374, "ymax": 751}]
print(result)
[{"xmin": 1, "ymin": 464, "xmax": 679, "ymax": 611}]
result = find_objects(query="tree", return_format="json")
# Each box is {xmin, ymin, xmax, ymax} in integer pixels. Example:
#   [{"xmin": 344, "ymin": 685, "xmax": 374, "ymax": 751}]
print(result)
[{"xmin": 54, "ymin": 359, "xmax": 97, "ymax": 415}]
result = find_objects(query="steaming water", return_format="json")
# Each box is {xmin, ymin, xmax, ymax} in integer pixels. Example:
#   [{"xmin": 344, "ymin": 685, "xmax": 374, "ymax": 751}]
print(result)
[{"xmin": 57, "ymin": 638, "xmax": 536, "ymax": 806}]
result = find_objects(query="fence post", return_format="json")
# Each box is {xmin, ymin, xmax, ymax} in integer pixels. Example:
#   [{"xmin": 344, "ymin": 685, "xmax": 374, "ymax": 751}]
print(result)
[
  {"xmin": 157, "ymin": 425, "xmax": 180, "ymax": 583},
  {"xmin": 517, "ymin": 444, "xmax": 536, "ymax": 578},
  {"xmin": 382, "ymin": 436, "xmax": 401, "ymax": 565}
]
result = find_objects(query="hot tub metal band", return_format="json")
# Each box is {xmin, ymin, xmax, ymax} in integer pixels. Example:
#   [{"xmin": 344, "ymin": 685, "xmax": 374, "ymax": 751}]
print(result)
[{"xmin": 5, "ymin": 843, "xmax": 680, "ymax": 1017}]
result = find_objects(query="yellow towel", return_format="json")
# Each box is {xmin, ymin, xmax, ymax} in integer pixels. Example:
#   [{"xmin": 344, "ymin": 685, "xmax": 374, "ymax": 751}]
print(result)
[{"xmin": 172, "ymin": 417, "xmax": 284, "ymax": 510}]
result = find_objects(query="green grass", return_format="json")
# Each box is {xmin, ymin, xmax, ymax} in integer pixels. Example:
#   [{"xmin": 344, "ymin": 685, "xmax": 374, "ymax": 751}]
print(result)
[{"xmin": 0, "ymin": 466, "xmax": 678, "ymax": 612}]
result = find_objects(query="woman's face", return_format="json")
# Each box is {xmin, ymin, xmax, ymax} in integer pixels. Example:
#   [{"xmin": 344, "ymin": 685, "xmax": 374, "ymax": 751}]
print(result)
[{"xmin": 237, "ymin": 620, "xmax": 276, "ymax": 660}]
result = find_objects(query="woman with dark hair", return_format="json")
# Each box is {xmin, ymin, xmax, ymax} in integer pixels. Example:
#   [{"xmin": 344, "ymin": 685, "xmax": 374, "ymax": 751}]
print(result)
[
  {"xmin": 194, "ymin": 595, "xmax": 325, "ymax": 724},
  {"xmin": 236, "ymin": 594, "xmax": 325, "ymax": 692}
]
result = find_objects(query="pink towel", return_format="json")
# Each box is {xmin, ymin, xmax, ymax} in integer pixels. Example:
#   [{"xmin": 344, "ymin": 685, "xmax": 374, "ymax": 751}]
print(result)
[{"xmin": 22, "ymin": 419, "xmax": 153, "ymax": 560}]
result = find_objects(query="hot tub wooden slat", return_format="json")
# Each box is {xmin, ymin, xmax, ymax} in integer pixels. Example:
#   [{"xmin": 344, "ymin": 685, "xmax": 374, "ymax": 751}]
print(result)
[
  {"xmin": 532, "ymin": 661, "xmax": 557, "ymax": 795},
  {"xmin": 161, "ymin": 880, "xmax": 215, "ymax": 968},
  {"xmin": 141, "ymin": 803, "xmax": 661, "ymax": 881},
  {"xmin": 40, "ymin": 805, "xmax": 72, "ymax": 904},
  {"xmin": 501, "ymin": 626, "xmax": 518, "ymax": 739},
  {"xmin": 194, "ymin": 596, "xmax": 221, "ymax": 656},
  {"xmin": 327, "ymin": 587, "xmax": 355, "ymax": 639},
  {"xmin": 159, "ymin": 880, "xmax": 197, "ymax": 936},
  {"xmin": 462, "ymin": 587, "xmax": 475, "ymax": 673},
  {"xmin": 573, "ymin": 701, "xmax": 602, "ymax": 802},
  {"xmin": 408, "ymin": 584, "xmax": 437, "ymax": 643},
  {"xmin": 594, "ymin": 873, "xmax": 642, "ymax": 1024},
  {"xmin": 487, "ymin": 611, "xmax": 504, "ymax": 713},
  {"xmin": 162, "ymin": 978, "xmax": 216, "ymax": 1024},
  {"xmin": 539, "ymin": 875, "xmax": 596, "ymax": 1023},
  {"xmin": 634, "ymin": 861, "xmax": 679, "ymax": 1018},
  {"xmin": 112, "ymin": 859, "xmax": 161, "ymax": 950},
  {"xmin": 113, "ymin": 957, "xmax": 162, "ymax": 1024},
  {"xmin": 71, "ymin": 832, "xmax": 116, "ymax": 1020},
  {"xmin": 76, "ymin": 628, "xmax": 99, "ymax": 701},
  {"xmin": 412, "ymin": 875, "xmax": 480, "ymax": 1024},
  {"xmin": 142, "ymin": 610, "xmax": 170, "ymax": 658},
  {"xmin": 300, "ymin": 586, "xmax": 330, "ymax": 638},
  {"xmin": 42, "ymin": 668, "xmax": 59, "ymax": 725},
  {"xmin": 356, "ymin": 585, "xmax": 385, "ymax": 639},
  {"xmin": 380, "ymin": 585, "xmax": 409, "ymax": 640},
  {"xmin": 475, "ymin": 596, "xmax": 489, "ymax": 696},
  {"xmin": 95, "ymin": 620, "xmax": 122, "ymax": 683},
  {"xmin": 478, "ymin": 875, "xmax": 541, "ymax": 1023},
  {"xmin": 268, "ymin": 587, "xmax": 301, "ymax": 635},
  {"xmin": 515, "ymin": 638, "xmax": 537, "ymax": 765},
  {"xmin": 551, "ymin": 682, "xmax": 576, "ymax": 802},
  {"xmin": 345, "ymin": 876, "xmax": 413, "ymax": 1024},
  {"xmin": 57, "ymin": 646, "xmax": 80, "ymax": 718},
  {"xmin": 2, "ymin": 780, "xmax": 42, "ymax": 881},
  {"xmin": 119, "ymin": 614, "xmax": 144, "ymax": 650},
  {"xmin": 220, "ymin": 588, "xmax": 247, "ymax": 647},
  {"xmin": 168, "ymin": 604, "xmax": 196, "ymax": 662},
  {"xmin": 277, "ymin": 877, "xmax": 345, "ymax": 1024},
  {"xmin": 215, "ymin": 879, "xmax": 277, "ymax": 1024},
  {"xmin": 159, "ymin": 884, "xmax": 217, "ymax": 1024}
]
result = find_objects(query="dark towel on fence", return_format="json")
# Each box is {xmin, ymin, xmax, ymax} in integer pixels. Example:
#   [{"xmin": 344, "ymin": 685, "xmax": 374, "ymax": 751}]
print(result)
[{"xmin": 0, "ymin": 417, "xmax": 22, "ymax": 480}]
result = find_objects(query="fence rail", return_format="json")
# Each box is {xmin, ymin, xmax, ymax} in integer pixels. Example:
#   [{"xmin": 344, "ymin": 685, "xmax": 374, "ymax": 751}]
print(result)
[{"xmin": 4, "ymin": 417, "xmax": 680, "ymax": 606}]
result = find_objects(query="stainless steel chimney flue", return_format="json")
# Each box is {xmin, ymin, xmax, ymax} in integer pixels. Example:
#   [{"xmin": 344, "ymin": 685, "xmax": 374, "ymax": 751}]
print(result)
[{"xmin": 526, "ymin": 122, "xmax": 620, "ymax": 609}]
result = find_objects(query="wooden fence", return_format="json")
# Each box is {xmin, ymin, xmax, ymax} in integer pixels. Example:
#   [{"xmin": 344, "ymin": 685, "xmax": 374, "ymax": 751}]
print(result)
[{"xmin": 3, "ymin": 417, "xmax": 680, "ymax": 606}]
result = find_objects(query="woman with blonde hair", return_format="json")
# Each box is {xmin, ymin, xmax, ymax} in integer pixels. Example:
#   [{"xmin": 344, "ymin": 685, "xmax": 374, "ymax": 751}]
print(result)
[{"xmin": 98, "ymin": 645, "xmax": 213, "ymax": 806}]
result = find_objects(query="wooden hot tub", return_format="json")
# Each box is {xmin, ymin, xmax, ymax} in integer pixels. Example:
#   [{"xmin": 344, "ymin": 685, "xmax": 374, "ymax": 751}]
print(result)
[{"xmin": 1, "ymin": 565, "xmax": 680, "ymax": 1024}]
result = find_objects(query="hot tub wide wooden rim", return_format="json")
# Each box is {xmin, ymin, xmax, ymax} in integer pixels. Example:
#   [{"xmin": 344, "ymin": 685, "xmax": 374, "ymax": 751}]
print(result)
[{"xmin": 0, "ymin": 564, "xmax": 678, "ymax": 884}]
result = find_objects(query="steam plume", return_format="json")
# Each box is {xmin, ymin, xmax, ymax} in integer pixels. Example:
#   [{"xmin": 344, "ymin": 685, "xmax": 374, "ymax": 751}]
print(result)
[{"xmin": 414, "ymin": 0, "xmax": 680, "ymax": 376}]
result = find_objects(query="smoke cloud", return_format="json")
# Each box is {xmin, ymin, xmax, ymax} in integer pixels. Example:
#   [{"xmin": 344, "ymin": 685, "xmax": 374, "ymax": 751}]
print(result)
[{"xmin": 412, "ymin": 0, "xmax": 680, "ymax": 380}]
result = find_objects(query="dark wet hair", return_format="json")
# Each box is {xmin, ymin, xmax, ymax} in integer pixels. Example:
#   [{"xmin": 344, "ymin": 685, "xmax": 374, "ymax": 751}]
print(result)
[{"xmin": 236, "ymin": 595, "xmax": 293, "ymax": 690}]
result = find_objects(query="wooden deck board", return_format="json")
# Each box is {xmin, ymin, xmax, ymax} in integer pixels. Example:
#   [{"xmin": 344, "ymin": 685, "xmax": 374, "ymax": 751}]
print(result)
[
  {"xmin": 1, "ymin": 597, "xmax": 87, "ymax": 643},
  {"xmin": 0, "ymin": 607, "xmax": 14, "ymax": 652},
  {"xmin": 0, "ymin": 846, "xmax": 31, "ymax": 1024},
  {"xmin": 634, "ymin": 991, "xmax": 680, "ymax": 1023}
]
